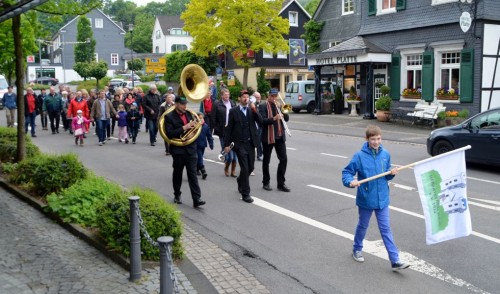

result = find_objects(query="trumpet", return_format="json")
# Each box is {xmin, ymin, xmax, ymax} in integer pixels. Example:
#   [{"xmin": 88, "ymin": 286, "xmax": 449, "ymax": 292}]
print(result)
[
  {"xmin": 276, "ymin": 93, "xmax": 292, "ymax": 137},
  {"xmin": 218, "ymin": 142, "xmax": 235, "ymax": 161}
]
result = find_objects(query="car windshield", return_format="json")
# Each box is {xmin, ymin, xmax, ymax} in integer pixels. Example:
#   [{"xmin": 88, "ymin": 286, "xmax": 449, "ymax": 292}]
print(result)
[
  {"xmin": 470, "ymin": 110, "xmax": 500, "ymax": 130},
  {"xmin": 0, "ymin": 78, "xmax": 8, "ymax": 89}
]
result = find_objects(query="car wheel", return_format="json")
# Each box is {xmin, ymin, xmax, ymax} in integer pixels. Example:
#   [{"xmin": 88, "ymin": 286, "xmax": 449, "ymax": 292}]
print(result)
[
  {"xmin": 432, "ymin": 140, "xmax": 453, "ymax": 156},
  {"xmin": 292, "ymin": 108, "xmax": 300, "ymax": 113},
  {"xmin": 306, "ymin": 102, "xmax": 315, "ymax": 113}
]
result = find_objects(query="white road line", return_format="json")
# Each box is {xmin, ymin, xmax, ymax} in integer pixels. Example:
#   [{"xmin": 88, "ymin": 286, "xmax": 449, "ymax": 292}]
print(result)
[
  {"xmin": 286, "ymin": 147, "xmax": 297, "ymax": 150},
  {"xmin": 468, "ymin": 201, "xmax": 500, "ymax": 211},
  {"xmin": 467, "ymin": 176, "xmax": 500, "ymax": 185},
  {"xmin": 470, "ymin": 198, "xmax": 500, "ymax": 206},
  {"xmin": 252, "ymin": 197, "xmax": 487, "ymax": 293},
  {"xmin": 205, "ymin": 158, "xmax": 224, "ymax": 165},
  {"xmin": 320, "ymin": 153, "xmax": 348, "ymax": 159},
  {"xmin": 307, "ymin": 184, "xmax": 500, "ymax": 245},
  {"xmin": 391, "ymin": 183, "xmax": 416, "ymax": 191}
]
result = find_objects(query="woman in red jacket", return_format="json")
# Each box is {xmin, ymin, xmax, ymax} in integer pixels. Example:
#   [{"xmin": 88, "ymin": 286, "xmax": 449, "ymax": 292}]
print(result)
[{"xmin": 67, "ymin": 90, "xmax": 90, "ymax": 134}]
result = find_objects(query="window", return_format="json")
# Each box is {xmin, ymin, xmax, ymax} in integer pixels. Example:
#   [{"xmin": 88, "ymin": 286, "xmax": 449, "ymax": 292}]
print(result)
[
  {"xmin": 88, "ymin": 18, "xmax": 92, "ymax": 27},
  {"xmin": 382, "ymin": 0, "xmax": 396, "ymax": 9},
  {"xmin": 171, "ymin": 44, "xmax": 188, "ymax": 52},
  {"xmin": 289, "ymin": 11, "xmax": 298, "ymax": 27},
  {"xmin": 406, "ymin": 54, "xmax": 422, "ymax": 90},
  {"xmin": 277, "ymin": 50, "xmax": 287, "ymax": 59},
  {"xmin": 432, "ymin": 0, "xmax": 458, "ymax": 5},
  {"xmin": 95, "ymin": 18, "xmax": 103, "ymax": 28},
  {"xmin": 329, "ymin": 41, "xmax": 340, "ymax": 48},
  {"xmin": 170, "ymin": 29, "xmax": 188, "ymax": 36},
  {"xmin": 155, "ymin": 46, "xmax": 159, "ymax": 53},
  {"xmin": 263, "ymin": 50, "xmax": 273, "ymax": 59},
  {"xmin": 440, "ymin": 52, "xmax": 460, "ymax": 91},
  {"xmin": 111, "ymin": 53, "xmax": 119, "ymax": 65},
  {"xmin": 156, "ymin": 30, "xmax": 161, "ymax": 39},
  {"xmin": 343, "ymin": 0, "xmax": 354, "ymax": 14}
]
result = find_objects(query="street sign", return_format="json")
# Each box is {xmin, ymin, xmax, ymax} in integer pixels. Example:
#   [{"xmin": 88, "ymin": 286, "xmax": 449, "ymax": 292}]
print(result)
[
  {"xmin": 460, "ymin": 12, "xmax": 472, "ymax": 33},
  {"xmin": 146, "ymin": 65, "xmax": 167, "ymax": 74},
  {"xmin": 27, "ymin": 55, "xmax": 35, "ymax": 63},
  {"xmin": 145, "ymin": 58, "xmax": 166, "ymax": 66}
]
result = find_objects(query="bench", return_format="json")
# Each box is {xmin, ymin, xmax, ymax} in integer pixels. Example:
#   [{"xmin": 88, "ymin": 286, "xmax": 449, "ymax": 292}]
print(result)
[{"xmin": 406, "ymin": 101, "xmax": 446, "ymax": 127}]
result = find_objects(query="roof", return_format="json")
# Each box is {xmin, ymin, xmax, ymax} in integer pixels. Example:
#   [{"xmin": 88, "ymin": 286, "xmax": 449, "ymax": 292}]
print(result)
[
  {"xmin": 321, "ymin": 36, "xmax": 387, "ymax": 54},
  {"xmin": 280, "ymin": 0, "xmax": 311, "ymax": 19},
  {"xmin": 156, "ymin": 15, "xmax": 185, "ymax": 35},
  {"xmin": 57, "ymin": 8, "xmax": 125, "ymax": 36}
]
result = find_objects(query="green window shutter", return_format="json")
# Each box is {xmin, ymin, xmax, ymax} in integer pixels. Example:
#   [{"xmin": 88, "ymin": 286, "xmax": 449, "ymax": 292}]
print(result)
[
  {"xmin": 390, "ymin": 53, "xmax": 401, "ymax": 101},
  {"xmin": 368, "ymin": 0, "xmax": 377, "ymax": 16},
  {"xmin": 396, "ymin": 0, "xmax": 406, "ymax": 11},
  {"xmin": 460, "ymin": 48, "xmax": 474, "ymax": 103},
  {"xmin": 422, "ymin": 51, "xmax": 434, "ymax": 102}
]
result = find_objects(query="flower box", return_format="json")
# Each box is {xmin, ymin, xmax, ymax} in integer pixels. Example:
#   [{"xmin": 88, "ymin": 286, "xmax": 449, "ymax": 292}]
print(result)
[
  {"xmin": 402, "ymin": 95, "xmax": 421, "ymax": 99},
  {"xmin": 436, "ymin": 95, "xmax": 459, "ymax": 100},
  {"xmin": 437, "ymin": 117, "xmax": 466, "ymax": 128}
]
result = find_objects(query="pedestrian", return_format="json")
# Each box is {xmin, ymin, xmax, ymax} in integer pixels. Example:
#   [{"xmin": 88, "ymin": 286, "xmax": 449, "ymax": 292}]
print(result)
[
  {"xmin": 199, "ymin": 91, "xmax": 214, "ymax": 134},
  {"xmin": 110, "ymin": 94, "xmax": 121, "ymax": 136},
  {"xmin": 72, "ymin": 110, "xmax": 89, "ymax": 146},
  {"xmin": 90, "ymin": 90, "xmax": 117, "ymax": 146},
  {"xmin": 159, "ymin": 93, "xmax": 175, "ymax": 155},
  {"xmin": 259, "ymin": 88, "xmax": 290, "ymax": 192},
  {"xmin": 195, "ymin": 112, "xmax": 214, "ymax": 180},
  {"xmin": 127, "ymin": 102, "xmax": 141, "ymax": 144},
  {"xmin": 60, "ymin": 91, "xmax": 70, "ymax": 132},
  {"xmin": 117, "ymin": 104, "xmax": 129, "ymax": 143},
  {"xmin": 3, "ymin": 86, "xmax": 17, "ymax": 128},
  {"xmin": 252, "ymin": 91, "xmax": 263, "ymax": 161},
  {"xmin": 43, "ymin": 86, "xmax": 63, "ymax": 134},
  {"xmin": 24, "ymin": 87, "xmax": 39, "ymax": 137},
  {"xmin": 224, "ymin": 90, "xmax": 262, "ymax": 203},
  {"xmin": 67, "ymin": 91, "xmax": 90, "ymax": 135},
  {"xmin": 142, "ymin": 85, "xmax": 161, "ymax": 146},
  {"xmin": 342, "ymin": 125, "xmax": 410, "ymax": 271},
  {"xmin": 166, "ymin": 86, "xmax": 176, "ymax": 100},
  {"xmin": 123, "ymin": 92, "xmax": 136, "ymax": 112},
  {"xmin": 164, "ymin": 96, "xmax": 206, "ymax": 208},
  {"xmin": 66, "ymin": 92, "xmax": 76, "ymax": 134},
  {"xmin": 213, "ymin": 88, "xmax": 238, "ymax": 177},
  {"xmin": 36, "ymin": 88, "xmax": 48, "ymax": 130}
]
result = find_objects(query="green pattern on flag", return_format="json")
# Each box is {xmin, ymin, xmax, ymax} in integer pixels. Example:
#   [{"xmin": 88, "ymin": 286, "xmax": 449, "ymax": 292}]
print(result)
[{"xmin": 421, "ymin": 170, "xmax": 449, "ymax": 234}]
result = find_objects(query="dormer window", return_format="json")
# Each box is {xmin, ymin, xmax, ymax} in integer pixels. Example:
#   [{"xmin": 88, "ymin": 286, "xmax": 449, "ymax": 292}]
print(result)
[{"xmin": 289, "ymin": 11, "xmax": 298, "ymax": 27}]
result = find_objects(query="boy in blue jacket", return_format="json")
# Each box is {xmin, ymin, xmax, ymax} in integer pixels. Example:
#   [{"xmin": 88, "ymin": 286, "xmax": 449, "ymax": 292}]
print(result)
[
  {"xmin": 342, "ymin": 125, "xmax": 409, "ymax": 271},
  {"xmin": 196, "ymin": 112, "xmax": 214, "ymax": 179}
]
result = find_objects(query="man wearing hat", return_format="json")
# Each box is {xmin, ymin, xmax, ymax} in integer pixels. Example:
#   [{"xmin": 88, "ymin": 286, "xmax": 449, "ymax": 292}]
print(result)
[
  {"xmin": 259, "ymin": 88, "xmax": 291, "ymax": 192},
  {"xmin": 164, "ymin": 95, "xmax": 206, "ymax": 208},
  {"xmin": 224, "ymin": 90, "xmax": 262, "ymax": 203}
]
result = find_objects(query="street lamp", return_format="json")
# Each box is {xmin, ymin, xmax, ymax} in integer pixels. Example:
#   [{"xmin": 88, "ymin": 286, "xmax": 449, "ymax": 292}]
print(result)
[
  {"xmin": 129, "ymin": 23, "xmax": 134, "ymax": 88},
  {"xmin": 60, "ymin": 29, "xmax": 66, "ymax": 84}
]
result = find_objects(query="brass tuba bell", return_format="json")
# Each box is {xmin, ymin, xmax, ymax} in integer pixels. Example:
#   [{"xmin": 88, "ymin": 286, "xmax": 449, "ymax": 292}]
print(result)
[{"xmin": 158, "ymin": 64, "xmax": 209, "ymax": 146}]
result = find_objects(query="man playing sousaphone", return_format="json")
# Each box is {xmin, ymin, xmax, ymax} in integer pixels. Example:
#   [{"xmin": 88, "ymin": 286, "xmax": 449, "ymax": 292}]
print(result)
[{"xmin": 165, "ymin": 96, "xmax": 206, "ymax": 208}]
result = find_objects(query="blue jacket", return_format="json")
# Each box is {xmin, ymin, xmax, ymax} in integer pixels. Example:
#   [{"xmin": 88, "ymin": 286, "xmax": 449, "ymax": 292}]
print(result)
[
  {"xmin": 342, "ymin": 142, "xmax": 395, "ymax": 209},
  {"xmin": 196, "ymin": 123, "xmax": 214, "ymax": 149},
  {"xmin": 3, "ymin": 92, "xmax": 17, "ymax": 109}
]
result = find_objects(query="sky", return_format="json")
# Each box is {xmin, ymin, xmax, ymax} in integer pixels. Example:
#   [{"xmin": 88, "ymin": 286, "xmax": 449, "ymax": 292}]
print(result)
[{"xmin": 131, "ymin": 0, "xmax": 161, "ymax": 7}]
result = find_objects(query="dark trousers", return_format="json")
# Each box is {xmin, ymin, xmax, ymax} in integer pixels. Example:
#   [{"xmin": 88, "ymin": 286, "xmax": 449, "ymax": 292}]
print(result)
[
  {"xmin": 61, "ymin": 112, "xmax": 69, "ymax": 131},
  {"xmin": 111, "ymin": 118, "xmax": 117, "ymax": 135},
  {"xmin": 262, "ymin": 139, "xmax": 287, "ymax": 187},
  {"xmin": 256, "ymin": 129, "xmax": 263, "ymax": 158},
  {"xmin": 234, "ymin": 141, "xmax": 255, "ymax": 197},
  {"xmin": 129, "ymin": 125, "xmax": 139, "ymax": 142},
  {"xmin": 40, "ymin": 111, "xmax": 47, "ymax": 128},
  {"xmin": 24, "ymin": 112, "xmax": 36, "ymax": 136},
  {"xmin": 196, "ymin": 147, "xmax": 206, "ymax": 169},
  {"xmin": 205, "ymin": 112, "xmax": 214, "ymax": 134},
  {"xmin": 48, "ymin": 110, "xmax": 60, "ymax": 132},
  {"xmin": 147, "ymin": 119, "xmax": 158, "ymax": 144},
  {"xmin": 97, "ymin": 119, "xmax": 109, "ymax": 143},
  {"xmin": 172, "ymin": 153, "xmax": 201, "ymax": 201}
]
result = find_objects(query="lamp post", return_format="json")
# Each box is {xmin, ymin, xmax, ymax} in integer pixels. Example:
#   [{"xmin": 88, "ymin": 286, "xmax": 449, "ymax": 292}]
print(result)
[
  {"xmin": 60, "ymin": 30, "xmax": 66, "ymax": 84},
  {"xmin": 129, "ymin": 24, "xmax": 134, "ymax": 88}
]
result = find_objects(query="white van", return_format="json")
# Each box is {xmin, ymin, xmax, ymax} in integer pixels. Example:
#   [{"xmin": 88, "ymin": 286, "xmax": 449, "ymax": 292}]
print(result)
[
  {"xmin": 0, "ymin": 75, "xmax": 9, "ymax": 109},
  {"xmin": 285, "ymin": 81, "xmax": 336, "ymax": 113}
]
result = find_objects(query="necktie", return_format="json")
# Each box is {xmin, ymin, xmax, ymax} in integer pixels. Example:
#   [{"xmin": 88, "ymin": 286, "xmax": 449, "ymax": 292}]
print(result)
[{"xmin": 242, "ymin": 107, "xmax": 247, "ymax": 116}]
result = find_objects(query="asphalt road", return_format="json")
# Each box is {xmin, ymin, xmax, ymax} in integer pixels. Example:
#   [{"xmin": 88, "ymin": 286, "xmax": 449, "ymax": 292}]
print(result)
[{"xmin": 4, "ymin": 109, "xmax": 499, "ymax": 294}]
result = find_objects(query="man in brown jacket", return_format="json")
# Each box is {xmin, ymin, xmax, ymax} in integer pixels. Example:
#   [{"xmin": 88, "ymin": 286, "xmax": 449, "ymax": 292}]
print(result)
[{"xmin": 90, "ymin": 90, "xmax": 117, "ymax": 146}]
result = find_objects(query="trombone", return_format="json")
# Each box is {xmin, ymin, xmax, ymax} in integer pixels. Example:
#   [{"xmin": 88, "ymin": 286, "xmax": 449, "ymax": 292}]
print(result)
[{"xmin": 276, "ymin": 93, "xmax": 292, "ymax": 137}]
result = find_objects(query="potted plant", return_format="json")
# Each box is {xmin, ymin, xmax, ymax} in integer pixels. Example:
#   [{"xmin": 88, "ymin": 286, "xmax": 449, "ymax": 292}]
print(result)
[
  {"xmin": 436, "ymin": 88, "xmax": 459, "ymax": 100},
  {"xmin": 334, "ymin": 86, "xmax": 344, "ymax": 114},
  {"xmin": 402, "ymin": 88, "xmax": 422, "ymax": 99},
  {"xmin": 436, "ymin": 109, "xmax": 469, "ymax": 127},
  {"xmin": 375, "ymin": 85, "xmax": 392, "ymax": 122}
]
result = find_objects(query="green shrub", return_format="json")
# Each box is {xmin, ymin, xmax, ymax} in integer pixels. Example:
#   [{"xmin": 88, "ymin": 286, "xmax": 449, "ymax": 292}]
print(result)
[
  {"xmin": 96, "ymin": 186, "xmax": 183, "ymax": 260},
  {"xmin": 380, "ymin": 85, "xmax": 391, "ymax": 96},
  {"xmin": 437, "ymin": 111, "xmax": 446, "ymax": 120},
  {"xmin": 76, "ymin": 77, "xmax": 111, "ymax": 91},
  {"xmin": 47, "ymin": 174, "xmax": 124, "ymax": 227},
  {"xmin": 141, "ymin": 74, "xmax": 156, "ymax": 82},
  {"xmin": 138, "ymin": 84, "xmax": 150, "ymax": 94},
  {"xmin": 157, "ymin": 84, "xmax": 167, "ymax": 95},
  {"xmin": 375, "ymin": 96, "xmax": 392, "ymax": 111},
  {"xmin": 27, "ymin": 83, "xmax": 50, "ymax": 91},
  {"xmin": 458, "ymin": 109, "xmax": 469, "ymax": 118},
  {"xmin": 0, "ymin": 127, "xmax": 41, "ymax": 162},
  {"xmin": 9, "ymin": 153, "xmax": 87, "ymax": 196}
]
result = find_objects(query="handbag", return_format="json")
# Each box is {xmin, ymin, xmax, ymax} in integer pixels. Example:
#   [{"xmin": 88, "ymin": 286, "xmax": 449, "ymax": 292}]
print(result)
[{"xmin": 74, "ymin": 128, "xmax": 83, "ymax": 136}]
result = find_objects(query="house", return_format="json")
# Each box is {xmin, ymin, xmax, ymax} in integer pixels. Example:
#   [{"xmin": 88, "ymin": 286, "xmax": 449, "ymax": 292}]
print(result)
[
  {"xmin": 307, "ymin": 0, "xmax": 500, "ymax": 117},
  {"xmin": 27, "ymin": 8, "xmax": 127, "ymax": 84},
  {"xmin": 225, "ymin": 0, "xmax": 312, "ymax": 94},
  {"xmin": 152, "ymin": 15, "xmax": 192, "ymax": 54}
]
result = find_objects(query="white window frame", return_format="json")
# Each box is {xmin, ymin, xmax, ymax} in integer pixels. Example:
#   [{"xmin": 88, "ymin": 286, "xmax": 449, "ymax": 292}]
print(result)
[
  {"xmin": 111, "ymin": 53, "xmax": 119, "ymax": 66},
  {"xmin": 88, "ymin": 18, "xmax": 92, "ymax": 27},
  {"xmin": 95, "ymin": 18, "xmax": 103, "ymax": 28},
  {"xmin": 342, "ymin": 0, "xmax": 354, "ymax": 15},
  {"xmin": 377, "ymin": 0, "xmax": 396, "ymax": 15},
  {"xmin": 433, "ymin": 44, "xmax": 463, "ymax": 103},
  {"xmin": 156, "ymin": 30, "xmax": 161, "ymax": 39},
  {"xmin": 155, "ymin": 46, "xmax": 160, "ymax": 53},
  {"xmin": 329, "ymin": 41, "xmax": 340, "ymax": 48},
  {"xmin": 263, "ymin": 50, "xmax": 273, "ymax": 59},
  {"xmin": 289, "ymin": 11, "xmax": 298, "ymax": 27},
  {"xmin": 400, "ymin": 48, "xmax": 424, "ymax": 101},
  {"xmin": 432, "ymin": 0, "xmax": 458, "ymax": 5},
  {"xmin": 277, "ymin": 50, "xmax": 287, "ymax": 59}
]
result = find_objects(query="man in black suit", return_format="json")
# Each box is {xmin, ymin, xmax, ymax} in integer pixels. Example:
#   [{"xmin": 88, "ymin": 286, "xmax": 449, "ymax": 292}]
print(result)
[
  {"xmin": 224, "ymin": 90, "xmax": 263, "ymax": 203},
  {"xmin": 259, "ymin": 88, "xmax": 291, "ymax": 192},
  {"xmin": 165, "ymin": 96, "xmax": 206, "ymax": 208}
]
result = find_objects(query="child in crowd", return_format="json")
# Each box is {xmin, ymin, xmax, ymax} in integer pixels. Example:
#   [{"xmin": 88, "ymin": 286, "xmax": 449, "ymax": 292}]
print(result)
[
  {"xmin": 117, "ymin": 104, "xmax": 129, "ymax": 143},
  {"xmin": 72, "ymin": 109, "xmax": 89, "ymax": 146},
  {"xmin": 342, "ymin": 125, "xmax": 409, "ymax": 271},
  {"xmin": 195, "ymin": 112, "xmax": 214, "ymax": 179},
  {"xmin": 126, "ymin": 102, "xmax": 141, "ymax": 144}
]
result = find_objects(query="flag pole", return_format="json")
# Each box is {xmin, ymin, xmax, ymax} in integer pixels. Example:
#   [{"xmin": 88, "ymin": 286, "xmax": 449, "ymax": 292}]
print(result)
[{"xmin": 357, "ymin": 145, "xmax": 471, "ymax": 184}]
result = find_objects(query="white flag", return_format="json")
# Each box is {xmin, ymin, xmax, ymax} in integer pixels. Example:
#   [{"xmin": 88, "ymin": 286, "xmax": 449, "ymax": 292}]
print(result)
[{"xmin": 413, "ymin": 149, "xmax": 472, "ymax": 245}]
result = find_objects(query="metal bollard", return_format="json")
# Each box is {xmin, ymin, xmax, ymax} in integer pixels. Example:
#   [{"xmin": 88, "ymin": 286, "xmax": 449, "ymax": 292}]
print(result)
[
  {"xmin": 158, "ymin": 236, "xmax": 174, "ymax": 294},
  {"xmin": 129, "ymin": 196, "xmax": 142, "ymax": 282}
]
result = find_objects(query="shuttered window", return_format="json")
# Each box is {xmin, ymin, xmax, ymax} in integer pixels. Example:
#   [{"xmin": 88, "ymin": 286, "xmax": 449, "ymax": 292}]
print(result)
[
  {"xmin": 390, "ymin": 53, "xmax": 401, "ymax": 100},
  {"xmin": 422, "ymin": 51, "xmax": 434, "ymax": 102},
  {"xmin": 459, "ymin": 48, "xmax": 474, "ymax": 103},
  {"xmin": 368, "ymin": 0, "xmax": 377, "ymax": 15},
  {"xmin": 396, "ymin": 0, "xmax": 406, "ymax": 11}
]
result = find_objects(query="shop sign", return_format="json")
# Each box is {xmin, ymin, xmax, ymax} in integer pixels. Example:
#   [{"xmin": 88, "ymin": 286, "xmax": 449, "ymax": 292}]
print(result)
[
  {"xmin": 315, "ymin": 55, "xmax": 358, "ymax": 65},
  {"xmin": 460, "ymin": 12, "xmax": 472, "ymax": 33}
]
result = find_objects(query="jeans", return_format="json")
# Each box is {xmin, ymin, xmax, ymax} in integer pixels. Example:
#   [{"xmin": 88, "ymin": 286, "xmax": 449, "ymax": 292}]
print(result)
[
  {"xmin": 97, "ymin": 119, "xmax": 109, "ymax": 143},
  {"xmin": 6, "ymin": 108, "xmax": 16, "ymax": 127},
  {"xmin": 353, "ymin": 206, "xmax": 399, "ymax": 263},
  {"xmin": 219, "ymin": 137, "xmax": 237, "ymax": 163},
  {"xmin": 147, "ymin": 118, "xmax": 158, "ymax": 144},
  {"xmin": 24, "ymin": 112, "xmax": 37, "ymax": 136}
]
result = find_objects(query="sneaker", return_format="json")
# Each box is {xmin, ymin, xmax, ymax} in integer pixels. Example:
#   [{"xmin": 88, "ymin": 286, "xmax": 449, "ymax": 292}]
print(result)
[
  {"xmin": 98, "ymin": 142, "xmax": 103, "ymax": 146},
  {"xmin": 352, "ymin": 250, "xmax": 364, "ymax": 262},
  {"xmin": 125, "ymin": 139, "xmax": 129, "ymax": 144},
  {"xmin": 250, "ymin": 171, "xmax": 255, "ymax": 176},
  {"xmin": 391, "ymin": 261, "xmax": 410, "ymax": 271}
]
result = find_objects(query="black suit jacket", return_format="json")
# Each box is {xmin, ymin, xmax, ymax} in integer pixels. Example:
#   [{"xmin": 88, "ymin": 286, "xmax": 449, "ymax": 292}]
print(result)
[
  {"xmin": 165, "ymin": 110, "xmax": 197, "ymax": 155},
  {"xmin": 259, "ymin": 102, "xmax": 289, "ymax": 144},
  {"xmin": 224, "ymin": 106, "xmax": 262, "ymax": 150}
]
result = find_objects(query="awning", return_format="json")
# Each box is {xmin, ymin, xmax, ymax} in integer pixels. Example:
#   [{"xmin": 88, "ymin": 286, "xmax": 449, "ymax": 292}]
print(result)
[{"xmin": 307, "ymin": 36, "xmax": 391, "ymax": 66}]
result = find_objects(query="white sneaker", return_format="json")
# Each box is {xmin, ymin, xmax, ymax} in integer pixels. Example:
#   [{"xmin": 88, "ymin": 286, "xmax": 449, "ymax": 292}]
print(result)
[
  {"xmin": 352, "ymin": 250, "xmax": 364, "ymax": 262},
  {"xmin": 250, "ymin": 171, "xmax": 255, "ymax": 176}
]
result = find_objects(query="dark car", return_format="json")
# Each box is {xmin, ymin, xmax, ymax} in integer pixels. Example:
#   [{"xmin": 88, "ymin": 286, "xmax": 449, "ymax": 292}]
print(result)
[
  {"xmin": 427, "ymin": 107, "xmax": 500, "ymax": 166},
  {"xmin": 34, "ymin": 76, "xmax": 59, "ymax": 86}
]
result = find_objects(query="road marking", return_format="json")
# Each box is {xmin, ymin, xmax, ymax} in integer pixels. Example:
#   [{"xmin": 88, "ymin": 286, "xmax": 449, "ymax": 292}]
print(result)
[
  {"xmin": 320, "ymin": 153, "xmax": 348, "ymax": 159},
  {"xmin": 468, "ymin": 201, "xmax": 500, "ymax": 211},
  {"xmin": 252, "ymin": 197, "xmax": 487, "ymax": 293},
  {"xmin": 287, "ymin": 147, "xmax": 297, "ymax": 151},
  {"xmin": 391, "ymin": 183, "xmax": 415, "ymax": 191},
  {"xmin": 205, "ymin": 158, "xmax": 224, "ymax": 165},
  {"xmin": 467, "ymin": 176, "xmax": 500, "ymax": 185},
  {"xmin": 307, "ymin": 184, "xmax": 500, "ymax": 245},
  {"xmin": 470, "ymin": 198, "xmax": 500, "ymax": 206}
]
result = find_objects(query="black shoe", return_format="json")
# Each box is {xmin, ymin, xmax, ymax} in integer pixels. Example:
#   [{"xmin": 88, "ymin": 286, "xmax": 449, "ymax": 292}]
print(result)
[
  {"xmin": 56, "ymin": 129, "xmax": 59, "ymax": 133},
  {"xmin": 174, "ymin": 196, "xmax": 182, "ymax": 204},
  {"xmin": 193, "ymin": 200, "xmax": 206, "ymax": 208},
  {"xmin": 31, "ymin": 134, "xmax": 37, "ymax": 137},
  {"xmin": 151, "ymin": 143, "xmax": 155, "ymax": 146},
  {"xmin": 257, "ymin": 156, "xmax": 263, "ymax": 161},
  {"xmin": 52, "ymin": 131, "xmax": 56, "ymax": 134},
  {"xmin": 125, "ymin": 139, "xmax": 129, "ymax": 144},
  {"xmin": 242, "ymin": 196, "xmax": 254, "ymax": 203},
  {"xmin": 202, "ymin": 173, "xmax": 207, "ymax": 180},
  {"xmin": 197, "ymin": 170, "xmax": 201, "ymax": 176},
  {"xmin": 263, "ymin": 184, "xmax": 272, "ymax": 191},
  {"xmin": 277, "ymin": 184, "xmax": 291, "ymax": 192}
]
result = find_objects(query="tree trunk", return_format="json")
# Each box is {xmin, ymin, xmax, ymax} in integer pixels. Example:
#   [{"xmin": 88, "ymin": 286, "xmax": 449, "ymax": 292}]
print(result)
[
  {"xmin": 242, "ymin": 66, "xmax": 249, "ymax": 89},
  {"xmin": 13, "ymin": 15, "xmax": 26, "ymax": 162}
]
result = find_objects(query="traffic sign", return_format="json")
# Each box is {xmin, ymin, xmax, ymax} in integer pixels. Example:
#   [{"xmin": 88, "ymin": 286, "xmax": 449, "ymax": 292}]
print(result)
[
  {"xmin": 27, "ymin": 55, "xmax": 35, "ymax": 63},
  {"xmin": 146, "ymin": 65, "xmax": 167, "ymax": 74},
  {"xmin": 145, "ymin": 58, "xmax": 166, "ymax": 66}
]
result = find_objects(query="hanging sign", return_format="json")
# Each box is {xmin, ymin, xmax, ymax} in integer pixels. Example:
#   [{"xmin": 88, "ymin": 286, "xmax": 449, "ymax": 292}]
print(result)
[{"xmin": 460, "ymin": 12, "xmax": 472, "ymax": 33}]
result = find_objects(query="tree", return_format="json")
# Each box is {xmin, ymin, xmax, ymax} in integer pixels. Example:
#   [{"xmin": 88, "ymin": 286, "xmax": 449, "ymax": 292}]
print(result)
[
  {"xmin": 125, "ymin": 12, "xmax": 154, "ymax": 54},
  {"xmin": 303, "ymin": 0, "xmax": 320, "ymax": 16},
  {"xmin": 257, "ymin": 68, "xmax": 271, "ymax": 95},
  {"xmin": 164, "ymin": 51, "xmax": 218, "ymax": 83},
  {"xmin": 73, "ymin": 62, "xmax": 91, "ymax": 80},
  {"xmin": 74, "ymin": 17, "xmax": 96, "ymax": 63},
  {"xmin": 181, "ymin": 0, "xmax": 289, "ymax": 88},
  {"xmin": 302, "ymin": 20, "xmax": 324, "ymax": 53},
  {"xmin": 127, "ymin": 58, "xmax": 144, "ymax": 72},
  {"xmin": 88, "ymin": 61, "xmax": 108, "ymax": 89}
]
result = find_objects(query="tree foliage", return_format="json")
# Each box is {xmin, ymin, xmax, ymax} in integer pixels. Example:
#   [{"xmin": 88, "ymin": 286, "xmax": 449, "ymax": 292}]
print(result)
[
  {"xmin": 74, "ymin": 17, "xmax": 96, "ymax": 63},
  {"xmin": 127, "ymin": 58, "xmax": 144, "ymax": 72},
  {"xmin": 181, "ymin": 0, "xmax": 289, "ymax": 87},
  {"xmin": 89, "ymin": 61, "xmax": 108, "ymax": 89},
  {"xmin": 303, "ymin": 0, "xmax": 321, "ymax": 16},
  {"xmin": 302, "ymin": 20, "xmax": 325, "ymax": 53},
  {"xmin": 257, "ymin": 68, "xmax": 271, "ymax": 95},
  {"xmin": 164, "ymin": 51, "xmax": 218, "ymax": 83},
  {"xmin": 73, "ymin": 62, "xmax": 91, "ymax": 80},
  {"xmin": 125, "ymin": 13, "xmax": 154, "ymax": 54}
]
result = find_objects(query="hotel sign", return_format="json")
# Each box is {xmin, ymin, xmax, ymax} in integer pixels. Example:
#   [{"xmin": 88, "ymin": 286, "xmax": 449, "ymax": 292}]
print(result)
[
  {"xmin": 307, "ymin": 53, "xmax": 392, "ymax": 66},
  {"xmin": 314, "ymin": 55, "xmax": 358, "ymax": 66}
]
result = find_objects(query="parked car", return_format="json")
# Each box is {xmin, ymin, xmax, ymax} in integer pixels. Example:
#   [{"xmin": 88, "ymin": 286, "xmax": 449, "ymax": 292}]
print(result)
[
  {"xmin": 427, "ymin": 107, "xmax": 500, "ymax": 166},
  {"xmin": 120, "ymin": 73, "xmax": 141, "ymax": 82},
  {"xmin": 285, "ymin": 81, "xmax": 337, "ymax": 113},
  {"xmin": 0, "ymin": 74, "xmax": 8, "ymax": 109},
  {"xmin": 121, "ymin": 81, "xmax": 142, "ymax": 89},
  {"xmin": 108, "ymin": 78, "xmax": 125, "ymax": 94},
  {"xmin": 33, "ymin": 76, "xmax": 59, "ymax": 86}
]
